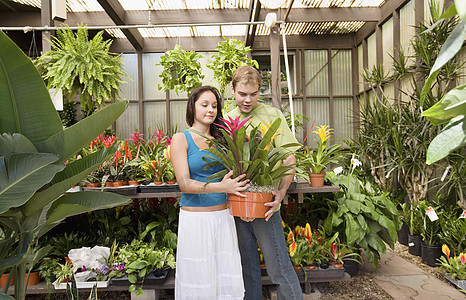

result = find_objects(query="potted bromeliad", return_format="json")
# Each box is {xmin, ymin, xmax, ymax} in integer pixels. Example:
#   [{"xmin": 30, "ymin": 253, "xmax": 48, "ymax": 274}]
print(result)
[
  {"xmin": 296, "ymin": 125, "xmax": 341, "ymax": 187},
  {"xmin": 194, "ymin": 117, "xmax": 300, "ymax": 218}
]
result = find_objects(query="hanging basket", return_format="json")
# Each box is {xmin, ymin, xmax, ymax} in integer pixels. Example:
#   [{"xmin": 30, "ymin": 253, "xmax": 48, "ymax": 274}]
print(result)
[
  {"xmin": 228, "ymin": 192, "xmax": 273, "ymax": 218},
  {"xmin": 309, "ymin": 173, "xmax": 325, "ymax": 187}
]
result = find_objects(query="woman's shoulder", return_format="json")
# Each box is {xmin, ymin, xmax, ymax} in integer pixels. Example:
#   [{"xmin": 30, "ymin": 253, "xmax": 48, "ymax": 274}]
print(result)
[{"xmin": 171, "ymin": 131, "xmax": 188, "ymax": 146}]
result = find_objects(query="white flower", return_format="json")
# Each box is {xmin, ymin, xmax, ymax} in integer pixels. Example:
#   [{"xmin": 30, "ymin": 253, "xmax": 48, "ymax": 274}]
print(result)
[
  {"xmin": 333, "ymin": 166, "xmax": 343, "ymax": 175},
  {"xmin": 351, "ymin": 154, "xmax": 362, "ymax": 170}
]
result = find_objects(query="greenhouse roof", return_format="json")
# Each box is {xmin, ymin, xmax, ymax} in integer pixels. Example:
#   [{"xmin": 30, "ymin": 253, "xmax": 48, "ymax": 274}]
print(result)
[{"xmin": 4, "ymin": 0, "xmax": 389, "ymax": 51}]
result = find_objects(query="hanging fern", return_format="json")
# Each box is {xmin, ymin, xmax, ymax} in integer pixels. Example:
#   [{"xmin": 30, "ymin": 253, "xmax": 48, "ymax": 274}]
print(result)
[{"xmin": 35, "ymin": 25, "xmax": 127, "ymax": 117}]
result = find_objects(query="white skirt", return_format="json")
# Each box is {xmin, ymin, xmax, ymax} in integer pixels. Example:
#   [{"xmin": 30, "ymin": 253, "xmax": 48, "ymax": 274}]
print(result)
[{"xmin": 175, "ymin": 208, "xmax": 245, "ymax": 300}]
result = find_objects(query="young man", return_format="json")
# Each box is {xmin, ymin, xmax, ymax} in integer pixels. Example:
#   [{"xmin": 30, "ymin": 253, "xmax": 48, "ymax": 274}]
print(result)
[{"xmin": 226, "ymin": 66, "xmax": 303, "ymax": 300}]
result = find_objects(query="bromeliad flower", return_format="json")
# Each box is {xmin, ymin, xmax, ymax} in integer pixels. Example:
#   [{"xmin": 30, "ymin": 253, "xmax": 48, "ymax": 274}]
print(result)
[
  {"xmin": 442, "ymin": 244, "xmax": 451, "ymax": 262},
  {"xmin": 217, "ymin": 115, "xmax": 252, "ymax": 137},
  {"xmin": 163, "ymin": 145, "xmax": 171, "ymax": 161},
  {"xmin": 129, "ymin": 131, "xmax": 144, "ymax": 147},
  {"xmin": 287, "ymin": 230, "xmax": 295, "ymax": 243},
  {"xmin": 314, "ymin": 125, "xmax": 333, "ymax": 147},
  {"xmin": 304, "ymin": 223, "xmax": 312, "ymax": 241},
  {"xmin": 460, "ymin": 253, "xmax": 466, "ymax": 265},
  {"xmin": 258, "ymin": 121, "xmax": 281, "ymax": 150},
  {"xmin": 289, "ymin": 242, "xmax": 297, "ymax": 257},
  {"xmin": 294, "ymin": 225, "xmax": 302, "ymax": 237}
]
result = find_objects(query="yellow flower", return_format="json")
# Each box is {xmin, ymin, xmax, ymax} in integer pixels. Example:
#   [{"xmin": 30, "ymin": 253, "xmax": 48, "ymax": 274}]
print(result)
[
  {"xmin": 304, "ymin": 223, "xmax": 312, "ymax": 241},
  {"xmin": 281, "ymin": 220, "xmax": 286, "ymax": 230},
  {"xmin": 289, "ymin": 242, "xmax": 297, "ymax": 257},
  {"xmin": 314, "ymin": 125, "xmax": 333, "ymax": 148},
  {"xmin": 163, "ymin": 145, "xmax": 171, "ymax": 161},
  {"xmin": 287, "ymin": 230, "xmax": 295, "ymax": 243},
  {"xmin": 442, "ymin": 244, "xmax": 450, "ymax": 262},
  {"xmin": 258, "ymin": 121, "xmax": 281, "ymax": 150},
  {"xmin": 294, "ymin": 225, "xmax": 301, "ymax": 237}
]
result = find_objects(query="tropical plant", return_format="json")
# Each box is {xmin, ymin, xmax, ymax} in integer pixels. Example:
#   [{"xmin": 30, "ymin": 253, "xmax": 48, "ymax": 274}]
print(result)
[
  {"xmin": 323, "ymin": 168, "xmax": 400, "ymax": 269},
  {"xmin": 47, "ymin": 232, "xmax": 92, "ymax": 257},
  {"xmin": 38, "ymin": 257, "xmax": 61, "ymax": 288},
  {"xmin": 418, "ymin": 199, "xmax": 443, "ymax": 245},
  {"xmin": 65, "ymin": 273, "xmax": 98, "ymax": 300},
  {"xmin": 0, "ymin": 31, "xmax": 130, "ymax": 300},
  {"xmin": 194, "ymin": 117, "xmax": 300, "ymax": 192},
  {"xmin": 157, "ymin": 44, "xmax": 204, "ymax": 95},
  {"xmin": 34, "ymin": 25, "xmax": 127, "ymax": 117},
  {"xmin": 420, "ymin": 0, "xmax": 466, "ymax": 164},
  {"xmin": 207, "ymin": 37, "xmax": 259, "ymax": 93},
  {"xmin": 328, "ymin": 241, "xmax": 361, "ymax": 265},
  {"xmin": 438, "ymin": 244, "xmax": 466, "ymax": 280},
  {"xmin": 438, "ymin": 207, "xmax": 466, "ymax": 257},
  {"xmin": 296, "ymin": 125, "xmax": 341, "ymax": 175}
]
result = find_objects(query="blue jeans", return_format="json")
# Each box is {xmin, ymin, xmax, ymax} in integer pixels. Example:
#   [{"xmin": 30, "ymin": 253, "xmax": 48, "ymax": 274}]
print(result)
[{"xmin": 235, "ymin": 212, "xmax": 303, "ymax": 300}]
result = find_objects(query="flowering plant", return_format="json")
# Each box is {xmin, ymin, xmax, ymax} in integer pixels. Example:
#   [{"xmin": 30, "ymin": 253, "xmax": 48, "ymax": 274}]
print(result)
[
  {"xmin": 194, "ymin": 116, "xmax": 300, "ymax": 192},
  {"xmin": 297, "ymin": 125, "xmax": 341, "ymax": 174},
  {"xmin": 438, "ymin": 244, "xmax": 466, "ymax": 280}
]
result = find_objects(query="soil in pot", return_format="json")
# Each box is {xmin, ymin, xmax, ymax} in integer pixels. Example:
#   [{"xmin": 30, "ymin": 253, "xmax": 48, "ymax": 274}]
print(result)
[
  {"xmin": 397, "ymin": 222, "xmax": 409, "ymax": 246},
  {"xmin": 421, "ymin": 242, "xmax": 442, "ymax": 267},
  {"xmin": 408, "ymin": 234, "xmax": 422, "ymax": 256}
]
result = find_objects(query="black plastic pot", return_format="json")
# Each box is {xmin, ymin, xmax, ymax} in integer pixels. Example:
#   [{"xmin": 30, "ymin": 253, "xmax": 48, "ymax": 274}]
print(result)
[
  {"xmin": 408, "ymin": 234, "xmax": 422, "ymax": 256},
  {"xmin": 397, "ymin": 223, "xmax": 409, "ymax": 246},
  {"xmin": 421, "ymin": 242, "xmax": 442, "ymax": 267},
  {"xmin": 342, "ymin": 258, "xmax": 360, "ymax": 277}
]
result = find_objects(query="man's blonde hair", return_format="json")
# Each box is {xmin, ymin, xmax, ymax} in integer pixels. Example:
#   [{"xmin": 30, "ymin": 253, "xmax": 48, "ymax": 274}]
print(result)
[{"xmin": 232, "ymin": 65, "xmax": 261, "ymax": 90}]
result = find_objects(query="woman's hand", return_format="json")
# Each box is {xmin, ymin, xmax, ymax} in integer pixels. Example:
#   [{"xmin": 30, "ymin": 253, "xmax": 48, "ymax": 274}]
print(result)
[{"xmin": 221, "ymin": 170, "xmax": 250, "ymax": 196}]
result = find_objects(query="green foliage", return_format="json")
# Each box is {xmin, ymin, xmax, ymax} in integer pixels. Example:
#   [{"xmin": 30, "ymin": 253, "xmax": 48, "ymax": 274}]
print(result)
[
  {"xmin": 438, "ymin": 207, "xmax": 466, "ymax": 257},
  {"xmin": 207, "ymin": 37, "xmax": 259, "ymax": 93},
  {"xmin": 419, "ymin": 2, "xmax": 466, "ymax": 163},
  {"xmin": 35, "ymin": 25, "xmax": 127, "ymax": 117},
  {"xmin": 66, "ymin": 274, "xmax": 98, "ymax": 300},
  {"xmin": 193, "ymin": 118, "xmax": 300, "ymax": 189},
  {"xmin": 59, "ymin": 101, "xmax": 77, "ymax": 127},
  {"xmin": 323, "ymin": 170, "xmax": 400, "ymax": 269},
  {"xmin": 157, "ymin": 44, "xmax": 204, "ymax": 95},
  {"xmin": 46, "ymin": 232, "xmax": 92, "ymax": 257},
  {"xmin": 0, "ymin": 30, "xmax": 130, "ymax": 300},
  {"xmin": 38, "ymin": 257, "xmax": 61, "ymax": 288}
]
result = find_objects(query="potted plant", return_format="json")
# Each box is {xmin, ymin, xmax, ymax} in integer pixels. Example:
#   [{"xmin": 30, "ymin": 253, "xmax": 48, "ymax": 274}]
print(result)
[
  {"xmin": 296, "ymin": 125, "xmax": 341, "ymax": 187},
  {"xmin": 206, "ymin": 37, "xmax": 259, "ymax": 93},
  {"xmin": 438, "ymin": 245, "xmax": 466, "ymax": 290},
  {"xmin": 418, "ymin": 200, "xmax": 443, "ymax": 266},
  {"xmin": 157, "ymin": 44, "xmax": 204, "ymax": 95},
  {"xmin": 38, "ymin": 257, "xmax": 61, "ymax": 289},
  {"xmin": 194, "ymin": 117, "xmax": 300, "ymax": 218}
]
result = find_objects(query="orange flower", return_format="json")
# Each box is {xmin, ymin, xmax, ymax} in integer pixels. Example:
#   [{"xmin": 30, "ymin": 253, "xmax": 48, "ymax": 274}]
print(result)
[
  {"xmin": 304, "ymin": 223, "xmax": 312, "ymax": 241},
  {"xmin": 281, "ymin": 221, "xmax": 286, "ymax": 230},
  {"xmin": 460, "ymin": 253, "xmax": 466, "ymax": 265},
  {"xmin": 287, "ymin": 230, "xmax": 294, "ymax": 243},
  {"xmin": 442, "ymin": 244, "xmax": 450, "ymax": 262},
  {"xmin": 289, "ymin": 242, "xmax": 297, "ymax": 257},
  {"xmin": 163, "ymin": 145, "xmax": 171, "ymax": 161}
]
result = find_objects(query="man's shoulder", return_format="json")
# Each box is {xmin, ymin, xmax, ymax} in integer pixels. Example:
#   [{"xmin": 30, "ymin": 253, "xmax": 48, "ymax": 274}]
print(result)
[
  {"xmin": 255, "ymin": 103, "xmax": 283, "ymax": 118},
  {"xmin": 225, "ymin": 107, "xmax": 240, "ymax": 118}
]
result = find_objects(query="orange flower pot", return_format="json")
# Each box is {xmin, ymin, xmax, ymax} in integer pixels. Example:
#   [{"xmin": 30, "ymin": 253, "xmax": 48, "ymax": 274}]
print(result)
[
  {"xmin": 167, "ymin": 180, "xmax": 177, "ymax": 185},
  {"xmin": 153, "ymin": 181, "xmax": 163, "ymax": 185},
  {"xmin": 86, "ymin": 182, "xmax": 100, "ymax": 188},
  {"xmin": 105, "ymin": 181, "xmax": 113, "ymax": 187},
  {"xmin": 128, "ymin": 180, "xmax": 139, "ymax": 186},
  {"xmin": 0, "ymin": 272, "xmax": 41, "ymax": 286},
  {"xmin": 112, "ymin": 181, "xmax": 125, "ymax": 187},
  {"xmin": 228, "ymin": 192, "xmax": 273, "ymax": 218},
  {"xmin": 309, "ymin": 173, "xmax": 325, "ymax": 187}
]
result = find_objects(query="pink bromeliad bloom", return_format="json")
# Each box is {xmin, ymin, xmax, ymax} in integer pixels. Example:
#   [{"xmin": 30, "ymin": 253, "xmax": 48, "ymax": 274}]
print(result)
[
  {"xmin": 217, "ymin": 116, "xmax": 252, "ymax": 136},
  {"xmin": 103, "ymin": 135, "xmax": 117, "ymax": 148},
  {"xmin": 129, "ymin": 131, "xmax": 144, "ymax": 147}
]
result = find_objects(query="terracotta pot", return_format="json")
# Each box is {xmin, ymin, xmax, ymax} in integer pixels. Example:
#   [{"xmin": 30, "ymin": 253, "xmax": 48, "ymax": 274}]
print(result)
[
  {"xmin": 228, "ymin": 192, "xmax": 273, "ymax": 218},
  {"xmin": 293, "ymin": 265, "xmax": 302, "ymax": 271},
  {"xmin": 305, "ymin": 265, "xmax": 316, "ymax": 270},
  {"xmin": 86, "ymin": 182, "xmax": 100, "ymax": 188},
  {"xmin": 105, "ymin": 181, "xmax": 113, "ymax": 187},
  {"xmin": 112, "ymin": 181, "xmax": 125, "ymax": 187},
  {"xmin": 153, "ymin": 181, "xmax": 163, "ymax": 185},
  {"xmin": 128, "ymin": 180, "xmax": 139, "ymax": 186},
  {"xmin": 309, "ymin": 173, "xmax": 325, "ymax": 187},
  {"xmin": 167, "ymin": 180, "xmax": 177, "ymax": 185},
  {"xmin": 331, "ymin": 263, "xmax": 344, "ymax": 269},
  {"xmin": 0, "ymin": 272, "xmax": 41, "ymax": 286}
]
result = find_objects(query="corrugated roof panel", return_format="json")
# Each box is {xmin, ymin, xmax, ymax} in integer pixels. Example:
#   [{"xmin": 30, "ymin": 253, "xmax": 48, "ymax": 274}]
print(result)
[
  {"xmin": 105, "ymin": 28, "xmax": 127, "ymax": 38},
  {"xmin": 118, "ymin": 0, "xmax": 251, "ymax": 10},
  {"xmin": 139, "ymin": 28, "xmax": 167, "ymax": 38}
]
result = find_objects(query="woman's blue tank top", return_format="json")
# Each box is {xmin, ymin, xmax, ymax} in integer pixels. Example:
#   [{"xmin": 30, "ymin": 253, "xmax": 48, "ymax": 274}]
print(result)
[{"xmin": 179, "ymin": 130, "xmax": 227, "ymax": 207}]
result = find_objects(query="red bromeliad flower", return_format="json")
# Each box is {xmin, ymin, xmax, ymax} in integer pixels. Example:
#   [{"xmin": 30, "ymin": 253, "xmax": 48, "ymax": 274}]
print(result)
[
  {"xmin": 90, "ymin": 134, "xmax": 104, "ymax": 149},
  {"xmin": 318, "ymin": 237, "xmax": 322, "ymax": 245},
  {"xmin": 331, "ymin": 243, "xmax": 337, "ymax": 259},
  {"xmin": 152, "ymin": 130, "xmax": 165, "ymax": 144},
  {"xmin": 459, "ymin": 253, "xmax": 466, "ymax": 265},
  {"xmin": 294, "ymin": 226, "xmax": 301, "ymax": 237},
  {"xmin": 217, "ymin": 116, "xmax": 252, "ymax": 137},
  {"xmin": 103, "ymin": 135, "xmax": 117, "ymax": 148}
]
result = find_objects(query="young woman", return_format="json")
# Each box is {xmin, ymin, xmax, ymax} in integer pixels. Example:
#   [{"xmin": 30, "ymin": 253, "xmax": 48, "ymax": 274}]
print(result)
[{"xmin": 170, "ymin": 86, "xmax": 249, "ymax": 300}]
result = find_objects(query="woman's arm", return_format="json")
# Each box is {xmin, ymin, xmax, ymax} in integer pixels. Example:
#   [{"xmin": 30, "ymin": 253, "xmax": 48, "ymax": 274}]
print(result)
[{"xmin": 170, "ymin": 132, "xmax": 249, "ymax": 195}]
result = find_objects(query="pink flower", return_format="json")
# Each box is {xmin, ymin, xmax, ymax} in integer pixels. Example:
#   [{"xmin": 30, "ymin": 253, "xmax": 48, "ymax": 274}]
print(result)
[
  {"xmin": 103, "ymin": 135, "xmax": 117, "ymax": 148},
  {"xmin": 217, "ymin": 116, "xmax": 252, "ymax": 137},
  {"xmin": 129, "ymin": 131, "xmax": 144, "ymax": 147},
  {"xmin": 152, "ymin": 130, "xmax": 165, "ymax": 144},
  {"xmin": 460, "ymin": 253, "xmax": 466, "ymax": 265}
]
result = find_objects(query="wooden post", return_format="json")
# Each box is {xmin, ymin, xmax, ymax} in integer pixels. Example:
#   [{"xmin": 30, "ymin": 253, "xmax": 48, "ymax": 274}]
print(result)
[{"xmin": 270, "ymin": 24, "xmax": 281, "ymax": 109}]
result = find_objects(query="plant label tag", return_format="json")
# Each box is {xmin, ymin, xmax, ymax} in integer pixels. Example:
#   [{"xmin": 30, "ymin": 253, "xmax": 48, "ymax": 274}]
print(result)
[
  {"xmin": 460, "ymin": 210, "xmax": 466, "ymax": 219},
  {"xmin": 408, "ymin": 242, "xmax": 415, "ymax": 247},
  {"xmin": 425, "ymin": 206, "xmax": 439, "ymax": 221}
]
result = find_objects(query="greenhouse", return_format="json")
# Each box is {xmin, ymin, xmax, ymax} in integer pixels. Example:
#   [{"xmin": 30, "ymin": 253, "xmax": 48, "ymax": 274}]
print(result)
[{"xmin": 0, "ymin": 0, "xmax": 465, "ymax": 299}]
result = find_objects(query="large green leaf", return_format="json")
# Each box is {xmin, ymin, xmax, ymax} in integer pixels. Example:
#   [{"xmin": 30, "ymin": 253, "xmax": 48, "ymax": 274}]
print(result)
[
  {"xmin": 422, "ymin": 84, "xmax": 466, "ymax": 125},
  {"xmin": 46, "ymin": 191, "xmax": 130, "ymax": 223},
  {"xmin": 0, "ymin": 153, "xmax": 64, "ymax": 214},
  {"xmin": 0, "ymin": 31, "xmax": 62, "ymax": 143},
  {"xmin": 23, "ymin": 145, "xmax": 118, "ymax": 216},
  {"xmin": 35, "ymin": 100, "xmax": 127, "ymax": 164},
  {"xmin": 426, "ymin": 115, "xmax": 466, "ymax": 164},
  {"xmin": 0, "ymin": 133, "xmax": 37, "ymax": 156}
]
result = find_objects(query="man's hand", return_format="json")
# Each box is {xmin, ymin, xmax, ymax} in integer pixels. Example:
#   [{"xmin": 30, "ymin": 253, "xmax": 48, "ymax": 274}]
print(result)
[{"xmin": 264, "ymin": 189, "xmax": 286, "ymax": 221}]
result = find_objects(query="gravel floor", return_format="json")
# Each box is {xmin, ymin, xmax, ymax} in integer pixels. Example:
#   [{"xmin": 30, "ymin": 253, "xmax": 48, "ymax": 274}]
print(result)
[{"xmin": 26, "ymin": 242, "xmax": 451, "ymax": 300}]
